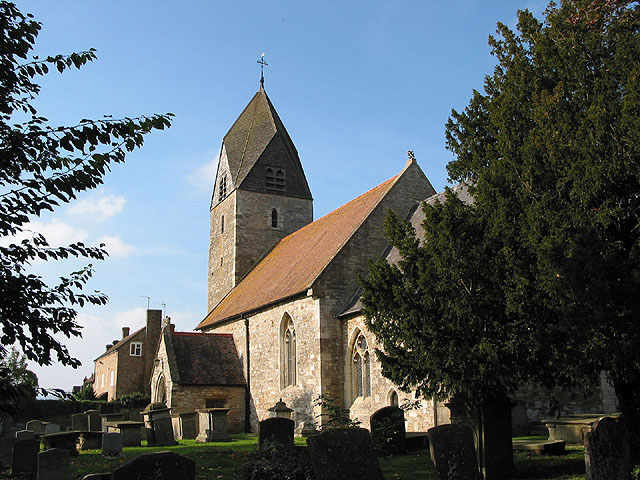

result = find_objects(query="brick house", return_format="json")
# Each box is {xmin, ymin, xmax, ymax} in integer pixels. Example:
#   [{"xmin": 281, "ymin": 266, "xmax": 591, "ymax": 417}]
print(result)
[{"xmin": 94, "ymin": 309, "xmax": 162, "ymax": 401}]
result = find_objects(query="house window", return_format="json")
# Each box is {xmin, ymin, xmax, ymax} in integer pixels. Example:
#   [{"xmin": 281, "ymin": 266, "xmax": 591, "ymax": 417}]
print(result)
[
  {"xmin": 130, "ymin": 342, "xmax": 142, "ymax": 357},
  {"xmin": 281, "ymin": 313, "xmax": 296, "ymax": 388},
  {"xmin": 205, "ymin": 398, "xmax": 226, "ymax": 408},
  {"xmin": 266, "ymin": 167, "xmax": 285, "ymax": 194},
  {"xmin": 110, "ymin": 371, "xmax": 114, "ymax": 386},
  {"xmin": 271, "ymin": 209, "xmax": 278, "ymax": 228},
  {"xmin": 219, "ymin": 175, "xmax": 227, "ymax": 200},
  {"xmin": 352, "ymin": 332, "xmax": 371, "ymax": 398}
]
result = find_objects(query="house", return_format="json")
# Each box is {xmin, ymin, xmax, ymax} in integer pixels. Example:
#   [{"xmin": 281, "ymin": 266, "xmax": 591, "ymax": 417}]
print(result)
[{"xmin": 94, "ymin": 309, "xmax": 162, "ymax": 401}]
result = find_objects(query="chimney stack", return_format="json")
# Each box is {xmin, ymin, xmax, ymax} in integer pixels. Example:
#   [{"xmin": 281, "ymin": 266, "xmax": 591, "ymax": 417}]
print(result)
[{"xmin": 122, "ymin": 327, "xmax": 130, "ymax": 339}]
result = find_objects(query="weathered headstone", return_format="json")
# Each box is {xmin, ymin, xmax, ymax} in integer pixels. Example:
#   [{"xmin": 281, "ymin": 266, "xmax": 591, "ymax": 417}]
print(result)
[
  {"xmin": 77, "ymin": 431, "xmax": 104, "ymax": 451},
  {"xmin": 45, "ymin": 423, "xmax": 61, "ymax": 434},
  {"xmin": 72, "ymin": 413, "xmax": 89, "ymax": 431},
  {"xmin": 42, "ymin": 431, "xmax": 80, "ymax": 456},
  {"xmin": 0, "ymin": 436, "xmax": 15, "ymax": 469},
  {"xmin": 428, "ymin": 424, "xmax": 481, "ymax": 480},
  {"xmin": 15, "ymin": 429, "xmax": 35, "ymax": 440},
  {"xmin": 141, "ymin": 404, "xmax": 177, "ymax": 446},
  {"xmin": 86, "ymin": 410, "xmax": 102, "ymax": 432},
  {"xmin": 306, "ymin": 427, "xmax": 384, "ymax": 480},
  {"xmin": 10, "ymin": 438, "xmax": 40, "ymax": 475},
  {"xmin": 26, "ymin": 419, "xmax": 45, "ymax": 434},
  {"xmin": 585, "ymin": 416, "xmax": 630, "ymax": 480},
  {"xmin": 370, "ymin": 406, "xmax": 407, "ymax": 454},
  {"xmin": 100, "ymin": 412, "xmax": 126, "ymax": 432},
  {"xmin": 112, "ymin": 451, "xmax": 196, "ymax": 480},
  {"xmin": 177, "ymin": 412, "xmax": 198, "ymax": 440},
  {"xmin": 101, "ymin": 432, "xmax": 123, "ymax": 457},
  {"xmin": 38, "ymin": 448, "xmax": 70, "ymax": 480},
  {"xmin": 106, "ymin": 421, "xmax": 144, "ymax": 447},
  {"xmin": 196, "ymin": 408, "xmax": 231, "ymax": 442},
  {"xmin": 259, "ymin": 417, "xmax": 294, "ymax": 449}
]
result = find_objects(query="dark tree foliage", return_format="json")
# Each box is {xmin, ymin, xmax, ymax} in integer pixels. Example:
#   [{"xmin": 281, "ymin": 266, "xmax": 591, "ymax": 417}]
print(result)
[
  {"xmin": 0, "ymin": 1, "xmax": 172, "ymax": 407},
  {"xmin": 362, "ymin": 0, "xmax": 639, "ymax": 443}
]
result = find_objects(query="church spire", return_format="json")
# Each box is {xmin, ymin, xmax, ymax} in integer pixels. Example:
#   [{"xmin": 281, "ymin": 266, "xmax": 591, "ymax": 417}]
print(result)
[{"xmin": 257, "ymin": 52, "xmax": 268, "ymax": 90}]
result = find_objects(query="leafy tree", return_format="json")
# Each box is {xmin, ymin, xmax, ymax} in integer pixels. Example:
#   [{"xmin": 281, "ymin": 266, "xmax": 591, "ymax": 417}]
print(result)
[
  {"xmin": 73, "ymin": 384, "xmax": 96, "ymax": 401},
  {"xmin": 0, "ymin": 1, "xmax": 172, "ymax": 409},
  {"xmin": 362, "ymin": 0, "xmax": 640, "ymax": 462},
  {"xmin": 0, "ymin": 347, "xmax": 38, "ymax": 411}
]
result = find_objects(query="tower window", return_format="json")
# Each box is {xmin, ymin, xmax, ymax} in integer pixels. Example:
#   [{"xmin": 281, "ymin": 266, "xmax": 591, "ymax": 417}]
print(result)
[
  {"xmin": 266, "ymin": 167, "xmax": 285, "ymax": 194},
  {"xmin": 219, "ymin": 175, "xmax": 227, "ymax": 200},
  {"xmin": 271, "ymin": 209, "xmax": 278, "ymax": 228},
  {"xmin": 221, "ymin": 215, "xmax": 225, "ymax": 234}
]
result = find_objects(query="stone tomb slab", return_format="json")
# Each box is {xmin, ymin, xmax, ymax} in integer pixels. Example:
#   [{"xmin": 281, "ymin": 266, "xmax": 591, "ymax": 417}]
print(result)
[
  {"xmin": 42, "ymin": 431, "xmax": 81, "ymax": 456},
  {"xmin": 106, "ymin": 421, "xmax": 144, "ymax": 447},
  {"xmin": 15, "ymin": 429, "xmax": 35, "ymax": 440},
  {"xmin": 513, "ymin": 439, "xmax": 566, "ymax": 455},
  {"xmin": 196, "ymin": 408, "xmax": 231, "ymax": 443},
  {"xmin": 77, "ymin": 431, "xmax": 104, "ymax": 451},
  {"xmin": 38, "ymin": 448, "xmax": 70, "ymax": 480},
  {"xmin": 112, "ymin": 451, "xmax": 196, "ymax": 480},
  {"xmin": 428, "ymin": 423, "xmax": 481, "ymax": 480},
  {"xmin": 259, "ymin": 417, "xmax": 294, "ymax": 449},
  {"xmin": 102, "ymin": 432, "xmax": 123, "ymax": 457},
  {"xmin": 177, "ymin": 412, "xmax": 198, "ymax": 440},
  {"xmin": 11, "ymin": 438, "xmax": 40, "ymax": 476},
  {"xmin": 585, "ymin": 416, "xmax": 630, "ymax": 480},
  {"xmin": 370, "ymin": 405, "xmax": 407, "ymax": 454},
  {"xmin": 307, "ymin": 427, "xmax": 384, "ymax": 480},
  {"xmin": 85, "ymin": 410, "xmax": 103, "ymax": 432},
  {"xmin": 71, "ymin": 413, "xmax": 89, "ymax": 431},
  {"xmin": 26, "ymin": 419, "xmax": 45, "ymax": 435}
]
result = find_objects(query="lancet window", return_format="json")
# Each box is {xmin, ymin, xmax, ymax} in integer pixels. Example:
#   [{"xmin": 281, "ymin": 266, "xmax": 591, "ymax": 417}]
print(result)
[
  {"xmin": 281, "ymin": 314, "xmax": 296, "ymax": 388},
  {"xmin": 352, "ymin": 332, "xmax": 371, "ymax": 398}
]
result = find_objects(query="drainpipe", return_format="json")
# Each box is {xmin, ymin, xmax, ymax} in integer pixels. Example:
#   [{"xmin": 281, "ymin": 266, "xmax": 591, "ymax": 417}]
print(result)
[{"xmin": 244, "ymin": 316, "xmax": 251, "ymax": 433}]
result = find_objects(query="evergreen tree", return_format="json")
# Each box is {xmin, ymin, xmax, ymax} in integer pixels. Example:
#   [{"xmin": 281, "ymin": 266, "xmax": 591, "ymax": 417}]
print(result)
[
  {"xmin": 0, "ymin": 1, "xmax": 172, "ymax": 409},
  {"xmin": 362, "ymin": 0, "xmax": 640, "ymax": 459}
]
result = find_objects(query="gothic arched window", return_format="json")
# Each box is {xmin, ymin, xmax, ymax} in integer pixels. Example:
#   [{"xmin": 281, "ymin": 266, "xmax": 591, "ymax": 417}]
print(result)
[
  {"xmin": 352, "ymin": 332, "xmax": 371, "ymax": 399},
  {"xmin": 271, "ymin": 208, "xmax": 278, "ymax": 228},
  {"xmin": 218, "ymin": 175, "xmax": 227, "ymax": 200},
  {"xmin": 281, "ymin": 314, "xmax": 296, "ymax": 388},
  {"xmin": 266, "ymin": 167, "xmax": 285, "ymax": 194}
]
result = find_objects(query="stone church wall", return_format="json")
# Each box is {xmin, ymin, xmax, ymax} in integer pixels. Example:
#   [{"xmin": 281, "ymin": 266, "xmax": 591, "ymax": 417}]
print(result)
[
  {"xmin": 344, "ymin": 315, "xmax": 443, "ymax": 432},
  {"xmin": 210, "ymin": 294, "xmax": 320, "ymax": 432}
]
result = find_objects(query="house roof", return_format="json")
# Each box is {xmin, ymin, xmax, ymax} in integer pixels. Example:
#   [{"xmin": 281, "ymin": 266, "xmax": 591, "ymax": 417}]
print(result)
[
  {"xmin": 197, "ymin": 173, "xmax": 402, "ymax": 330},
  {"xmin": 339, "ymin": 182, "xmax": 473, "ymax": 317},
  {"xmin": 220, "ymin": 86, "xmax": 311, "ymax": 199},
  {"xmin": 169, "ymin": 332, "xmax": 245, "ymax": 386},
  {"xmin": 94, "ymin": 326, "xmax": 144, "ymax": 362}
]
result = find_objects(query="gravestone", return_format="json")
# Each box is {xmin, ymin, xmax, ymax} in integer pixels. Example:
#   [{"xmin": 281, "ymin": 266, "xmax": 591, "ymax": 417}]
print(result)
[
  {"xmin": 112, "ymin": 451, "xmax": 196, "ymax": 480},
  {"xmin": 72, "ymin": 413, "xmax": 89, "ymax": 431},
  {"xmin": 106, "ymin": 421, "xmax": 144, "ymax": 447},
  {"xmin": 585, "ymin": 416, "xmax": 630, "ymax": 480},
  {"xmin": 306, "ymin": 427, "xmax": 384, "ymax": 480},
  {"xmin": 259, "ymin": 417, "xmax": 294, "ymax": 449},
  {"xmin": 86, "ymin": 410, "xmax": 102, "ymax": 432},
  {"xmin": 196, "ymin": 408, "xmax": 231, "ymax": 442},
  {"xmin": 100, "ymin": 412, "xmax": 126, "ymax": 432},
  {"xmin": 45, "ymin": 423, "xmax": 61, "ymax": 434},
  {"xmin": 42, "ymin": 431, "xmax": 81, "ymax": 456},
  {"xmin": 428, "ymin": 424, "xmax": 481, "ymax": 480},
  {"xmin": 26, "ymin": 419, "xmax": 45, "ymax": 434},
  {"xmin": 101, "ymin": 432, "xmax": 123, "ymax": 457},
  {"xmin": 38, "ymin": 448, "xmax": 70, "ymax": 480},
  {"xmin": 141, "ymin": 404, "xmax": 177, "ymax": 446},
  {"xmin": 370, "ymin": 406, "xmax": 407, "ymax": 454},
  {"xmin": 0, "ymin": 436, "xmax": 14, "ymax": 469},
  {"xmin": 10, "ymin": 438, "xmax": 40, "ymax": 475},
  {"xmin": 77, "ymin": 431, "xmax": 104, "ymax": 451},
  {"xmin": 15, "ymin": 429, "xmax": 35, "ymax": 440},
  {"xmin": 177, "ymin": 412, "xmax": 198, "ymax": 440}
]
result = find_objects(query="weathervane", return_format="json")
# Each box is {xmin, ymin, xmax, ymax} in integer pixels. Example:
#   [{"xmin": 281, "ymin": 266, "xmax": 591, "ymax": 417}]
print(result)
[{"xmin": 257, "ymin": 52, "xmax": 268, "ymax": 88}]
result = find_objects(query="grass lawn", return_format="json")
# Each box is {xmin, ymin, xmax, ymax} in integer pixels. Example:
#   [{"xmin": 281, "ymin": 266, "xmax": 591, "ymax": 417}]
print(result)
[{"xmin": 0, "ymin": 434, "xmax": 583, "ymax": 480}]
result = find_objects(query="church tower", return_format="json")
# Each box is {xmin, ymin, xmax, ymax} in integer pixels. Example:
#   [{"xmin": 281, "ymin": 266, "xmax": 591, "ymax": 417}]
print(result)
[{"xmin": 208, "ymin": 83, "xmax": 314, "ymax": 311}]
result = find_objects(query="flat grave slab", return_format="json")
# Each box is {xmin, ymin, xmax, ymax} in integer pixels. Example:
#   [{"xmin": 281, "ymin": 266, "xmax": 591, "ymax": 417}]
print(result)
[{"xmin": 512, "ymin": 439, "xmax": 566, "ymax": 455}]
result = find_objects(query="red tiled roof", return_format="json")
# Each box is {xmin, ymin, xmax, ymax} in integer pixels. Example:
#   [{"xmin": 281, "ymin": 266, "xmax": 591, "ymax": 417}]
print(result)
[{"xmin": 197, "ymin": 174, "xmax": 400, "ymax": 329}]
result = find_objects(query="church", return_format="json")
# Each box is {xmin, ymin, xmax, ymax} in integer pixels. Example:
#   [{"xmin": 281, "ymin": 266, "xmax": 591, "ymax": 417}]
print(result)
[{"xmin": 149, "ymin": 81, "xmax": 616, "ymax": 434}]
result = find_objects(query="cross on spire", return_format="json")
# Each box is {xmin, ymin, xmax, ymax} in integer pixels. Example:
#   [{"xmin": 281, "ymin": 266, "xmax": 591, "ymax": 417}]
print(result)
[{"xmin": 257, "ymin": 52, "xmax": 268, "ymax": 89}]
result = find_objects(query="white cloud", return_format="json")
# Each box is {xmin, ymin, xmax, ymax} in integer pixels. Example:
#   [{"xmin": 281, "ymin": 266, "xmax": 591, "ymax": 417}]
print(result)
[
  {"xmin": 98, "ymin": 235, "xmax": 134, "ymax": 258},
  {"xmin": 186, "ymin": 150, "xmax": 219, "ymax": 193},
  {"xmin": 113, "ymin": 307, "xmax": 147, "ymax": 330},
  {"xmin": 68, "ymin": 191, "xmax": 126, "ymax": 221},
  {"xmin": 4, "ymin": 218, "xmax": 89, "ymax": 247}
]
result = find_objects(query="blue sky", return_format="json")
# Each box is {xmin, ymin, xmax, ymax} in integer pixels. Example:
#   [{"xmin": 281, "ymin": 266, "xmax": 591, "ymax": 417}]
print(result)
[{"xmin": 13, "ymin": 1, "xmax": 547, "ymax": 391}]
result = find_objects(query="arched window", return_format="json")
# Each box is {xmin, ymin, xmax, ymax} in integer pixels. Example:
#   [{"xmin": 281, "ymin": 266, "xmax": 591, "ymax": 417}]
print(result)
[
  {"xmin": 271, "ymin": 209, "xmax": 278, "ymax": 228},
  {"xmin": 281, "ymin": 314, "xmax": 296, "ymax": 388},
  {"xmin": 352, "ymin": 332, "xmax": 371, "ymax": 398},
  {"xmin": 154, "ymin": 374, "xmax": 167, "ymax": 404},
  {"xmin": 266, "ymin": 167, "xmax": 285, "ymax": 194},
  {"xmin": 218, "ymin": 175, "xmax": 227, "ymax": 200},
  {"xmin": 390, "ymin": 390, "xmax": 399, "ymax": 407}
]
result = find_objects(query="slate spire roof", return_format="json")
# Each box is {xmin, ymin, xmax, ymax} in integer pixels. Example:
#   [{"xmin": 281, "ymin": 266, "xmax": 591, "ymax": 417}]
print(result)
[{"xmin": 219, "ymin": 85, "xmax": 312, "ymax": 199}]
